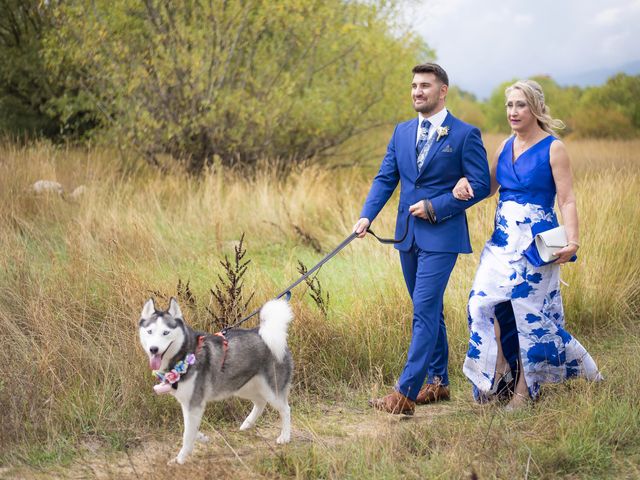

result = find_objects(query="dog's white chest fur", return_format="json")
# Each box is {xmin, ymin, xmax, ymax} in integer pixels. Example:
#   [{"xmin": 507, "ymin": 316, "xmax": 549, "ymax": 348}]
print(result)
[{"xmin": 172, "ymin": 372, "xmax": 198, "ymax": 404}]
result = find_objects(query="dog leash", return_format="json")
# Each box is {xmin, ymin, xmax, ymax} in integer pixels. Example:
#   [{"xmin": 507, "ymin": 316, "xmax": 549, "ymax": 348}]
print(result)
[{"xmin": 220, "ymin": 214, "xmax": 412, "ymax": 334}]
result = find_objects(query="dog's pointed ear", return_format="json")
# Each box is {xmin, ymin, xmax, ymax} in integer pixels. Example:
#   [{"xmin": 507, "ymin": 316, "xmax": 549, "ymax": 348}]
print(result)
[
  {"xmin": 141, "ymin": 298, "xmax": 157, "ymax": 319},
  {"xmin": 168, "ymin": 297, "xmax": 183, "ymax": 320}
]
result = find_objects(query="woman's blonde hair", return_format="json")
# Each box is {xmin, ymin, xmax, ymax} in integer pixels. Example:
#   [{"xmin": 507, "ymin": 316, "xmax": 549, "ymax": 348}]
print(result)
[{"xmin": 505, "ymin": 79, "xmax": 565, "ymax": 134}]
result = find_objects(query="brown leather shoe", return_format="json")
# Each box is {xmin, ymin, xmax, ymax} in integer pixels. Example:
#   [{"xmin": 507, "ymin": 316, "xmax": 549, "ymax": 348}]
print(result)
[
  {"xmin": 369, "ymin": 390, "xmax": 415, "ymax": 415},
  {"xmin": 415, "ymin": 382, "xmax": 450, "ymax": 405}
]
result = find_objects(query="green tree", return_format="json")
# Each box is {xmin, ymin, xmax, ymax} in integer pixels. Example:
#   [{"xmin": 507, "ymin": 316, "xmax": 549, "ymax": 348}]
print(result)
[
  {"xmin": 446, "ymin": 86, "xmax": 486, "ymax": 130},
  {"xmin": 482, "ymin": 79, "xmax": 515, "ymax": 134},
  {"xmin": 46, "ymin": 0, "xmax": 427, "ymax": 173},
  {"xmin": 571, "ymin": 74, "xmax": 640, "ymax": 138},
  {"xmin": 0, "ymin": 0, "xmax": 97, "ymax": 138}
]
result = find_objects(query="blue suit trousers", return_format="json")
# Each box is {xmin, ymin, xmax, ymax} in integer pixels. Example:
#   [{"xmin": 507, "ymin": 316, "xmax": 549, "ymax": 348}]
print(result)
[{"xmin": 397, "ymin": 245, "xmax": 458, "ymax": 400}]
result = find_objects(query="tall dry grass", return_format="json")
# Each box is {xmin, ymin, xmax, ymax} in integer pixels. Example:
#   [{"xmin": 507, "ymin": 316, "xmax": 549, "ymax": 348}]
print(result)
[{"xmin": 0, "ymin": 134, "xmax": 639, "ymax": 477}]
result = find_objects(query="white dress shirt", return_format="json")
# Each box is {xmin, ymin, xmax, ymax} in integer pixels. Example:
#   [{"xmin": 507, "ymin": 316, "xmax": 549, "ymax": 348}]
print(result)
[{"xmin": 416, "ymin": 107, "xmax": 448, "ymax": 145}]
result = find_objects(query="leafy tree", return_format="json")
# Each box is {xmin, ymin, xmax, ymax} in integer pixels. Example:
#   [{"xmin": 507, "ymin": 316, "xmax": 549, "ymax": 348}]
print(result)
[
  {"xmin": 446, "ymin": 86, "xmax": 486, "ymax": 130},
  {"xmin": 482, "ymin": 79, "xmax": 515, "ymax": 134},
  {"xmin": 0, "ymin": 0, "xmax": 97, "ymax": 138},
  {"xmin": 47, "ymin": 0, "xmax": 426, "ymax": 173},
  {"xmin": 0, "ymin": 0, "xmax": 58, "ymax": 136},
  {"xmin": 571, "ymin": 74, "xmax": 640, "ymax": 138},
  {"xmin": 6, "ymin": 0, "xmax": 636, "ymax": 153}
]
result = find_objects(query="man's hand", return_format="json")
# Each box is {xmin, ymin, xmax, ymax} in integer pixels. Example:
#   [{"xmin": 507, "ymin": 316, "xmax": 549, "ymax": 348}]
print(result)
[
  {"xmin": 453, "ymin": 177, "xmax": 474, "ymax": 200},
  {"xmin": 409, "ymin": 201, "xmax": 427, "ymax": 219},
  {"xmin": 409, "ymin": 200, "xmax": 436, "ymax": 223},
  {"xmin": 353, "ymin": 218, "xmax": 371, "ymax": 238}
]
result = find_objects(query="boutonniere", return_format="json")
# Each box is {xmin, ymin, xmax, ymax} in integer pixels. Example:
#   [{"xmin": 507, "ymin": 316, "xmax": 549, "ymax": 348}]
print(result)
[{"xmin": 436, "ymin": 126, "xmax": 449, "ymax": 142}]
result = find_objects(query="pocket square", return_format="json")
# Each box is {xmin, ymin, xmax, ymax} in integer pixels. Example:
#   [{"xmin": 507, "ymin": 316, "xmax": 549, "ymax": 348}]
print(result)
[{"xmin": 442, "ymin": 145, "xmax": 453, "ymax": 153}]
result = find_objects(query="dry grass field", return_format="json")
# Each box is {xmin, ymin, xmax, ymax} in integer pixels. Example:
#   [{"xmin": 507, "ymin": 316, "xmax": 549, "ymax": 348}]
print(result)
[{"xmin": 0, "ymin": 133, "xmax": 639, "ymax": 478}]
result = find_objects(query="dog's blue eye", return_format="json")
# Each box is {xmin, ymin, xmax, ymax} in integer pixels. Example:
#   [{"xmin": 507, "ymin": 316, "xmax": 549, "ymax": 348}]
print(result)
[{"xmin": 163, "ymin": 330, "xmax": 170, "ymax": 336}]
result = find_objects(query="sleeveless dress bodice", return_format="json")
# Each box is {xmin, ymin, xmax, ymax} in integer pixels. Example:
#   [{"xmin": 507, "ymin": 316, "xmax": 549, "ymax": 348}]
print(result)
[{"xmin": 497, "ymin": 135, "xmax": 556, "ymax": 209}]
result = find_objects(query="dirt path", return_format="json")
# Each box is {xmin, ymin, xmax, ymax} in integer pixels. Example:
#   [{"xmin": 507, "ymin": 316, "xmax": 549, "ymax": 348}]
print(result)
[{"xmin": 2, "ymin": 402, "xmax": 457, "ymax": 479}]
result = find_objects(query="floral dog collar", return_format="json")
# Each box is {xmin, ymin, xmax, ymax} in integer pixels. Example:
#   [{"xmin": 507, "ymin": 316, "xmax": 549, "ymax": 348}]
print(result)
[
  {"xmin": 153, "ymin": 353, "xmax": 196, "ymax": 395},
  {"xmin": 150, "ymin": 335, "xmax": 206, "ymax": 395}
]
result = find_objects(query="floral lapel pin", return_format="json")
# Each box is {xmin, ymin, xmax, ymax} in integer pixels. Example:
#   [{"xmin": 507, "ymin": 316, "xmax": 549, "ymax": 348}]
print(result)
[{"xmin": 436, "ymin": 126, "xmax": 449, "ymax": 142}]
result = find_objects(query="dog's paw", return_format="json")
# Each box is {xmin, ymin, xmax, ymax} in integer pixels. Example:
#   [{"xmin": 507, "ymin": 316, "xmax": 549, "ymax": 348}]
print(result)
[
  {"xmin": 168, "ymin": 452, "xmax": 189, "ymax": 465},
  {"xmin": 196, "ymin": 432, "xmax": 210, "ymax": 443},
  {"xmin": 276, "ymin": 433, "xmax": 291, "ymax": 444},
  {"xmin": 239, "ymin": 420, "xmax": 254, "ymax": 431}
]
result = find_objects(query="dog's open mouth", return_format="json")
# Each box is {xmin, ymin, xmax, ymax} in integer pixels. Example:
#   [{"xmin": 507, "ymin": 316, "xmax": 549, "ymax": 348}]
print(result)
[{"xmin": 149, "ymin": 341, "xmax": 173, "ymax": 370}]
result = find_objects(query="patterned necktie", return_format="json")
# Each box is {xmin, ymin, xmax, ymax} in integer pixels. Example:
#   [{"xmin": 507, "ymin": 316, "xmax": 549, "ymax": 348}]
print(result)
[{"xmin": 416, "ymin": 119, "xmax": 432, "ymax": 171}]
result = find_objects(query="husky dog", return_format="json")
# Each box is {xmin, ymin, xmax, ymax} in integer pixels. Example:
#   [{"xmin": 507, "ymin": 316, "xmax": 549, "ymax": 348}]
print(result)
[{"xmin": 139, "ymin": 297, "xmax": 294, "ymax": 464}]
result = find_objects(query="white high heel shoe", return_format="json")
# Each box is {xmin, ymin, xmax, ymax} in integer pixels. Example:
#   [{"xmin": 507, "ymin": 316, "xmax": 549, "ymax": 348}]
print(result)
[{"xmin": 582, "ymin": 354, "xmax": 604, "ymax": 382}]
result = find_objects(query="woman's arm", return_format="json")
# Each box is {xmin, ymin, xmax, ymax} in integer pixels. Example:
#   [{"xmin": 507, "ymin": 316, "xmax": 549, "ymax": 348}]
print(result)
[
  {"xmin": 488, "ymin": 139, "xmax": 506, "ymax": 197},
  {"xmin": 550, "ymin": 140, "xmax": 579, "ymax": 263}
]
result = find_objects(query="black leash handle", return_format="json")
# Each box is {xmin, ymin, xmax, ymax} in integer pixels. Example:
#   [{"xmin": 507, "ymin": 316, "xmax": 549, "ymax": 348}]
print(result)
[{"xmin": 221, "ymin": 214, "xmax": 412, "ymax": 333}]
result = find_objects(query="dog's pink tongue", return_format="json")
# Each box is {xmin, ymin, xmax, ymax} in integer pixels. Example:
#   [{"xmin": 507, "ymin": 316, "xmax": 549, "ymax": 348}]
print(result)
[{"xmin": 150, "ymin": 354, "xmax": 162, "ymax": 370}]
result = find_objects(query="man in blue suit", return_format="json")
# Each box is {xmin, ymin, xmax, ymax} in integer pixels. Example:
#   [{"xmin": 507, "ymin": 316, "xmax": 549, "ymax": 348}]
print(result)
[{"xmin": 353, "ymin": 63, "xmax": 490, "ymax": 414}]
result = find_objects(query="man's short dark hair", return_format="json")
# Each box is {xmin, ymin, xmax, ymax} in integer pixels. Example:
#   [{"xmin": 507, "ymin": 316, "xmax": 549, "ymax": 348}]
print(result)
[{"xmin": 412, "ymin": 63, "xmax": 449, "ymax": 86}]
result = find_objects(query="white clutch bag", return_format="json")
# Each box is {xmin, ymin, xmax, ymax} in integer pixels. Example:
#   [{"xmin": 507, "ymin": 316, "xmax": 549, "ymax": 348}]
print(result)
[{"xmin": 534, "ymin": 226, "xmax": 568, "ymax": 263}]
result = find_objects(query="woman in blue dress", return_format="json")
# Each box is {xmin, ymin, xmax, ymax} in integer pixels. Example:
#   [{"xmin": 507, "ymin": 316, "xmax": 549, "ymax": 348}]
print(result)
[{"xmin": 454, "ymin": 80, "xmax": 601, "ymax": 410}]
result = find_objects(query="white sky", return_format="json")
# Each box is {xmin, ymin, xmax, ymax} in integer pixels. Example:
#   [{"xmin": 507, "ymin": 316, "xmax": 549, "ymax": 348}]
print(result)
[{"xmin": 405, "ymin": 0, "xmax": 640, "ymax": 98}]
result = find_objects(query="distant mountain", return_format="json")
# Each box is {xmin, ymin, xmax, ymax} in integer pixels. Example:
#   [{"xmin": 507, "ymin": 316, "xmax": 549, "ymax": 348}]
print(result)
[
  {"xmin": 459, "ymin": 60, "xmax": 640, "ymax": 100},
  {"xmin": 555, "ymin": 60, "xmax": 640, "ymax": 88}
]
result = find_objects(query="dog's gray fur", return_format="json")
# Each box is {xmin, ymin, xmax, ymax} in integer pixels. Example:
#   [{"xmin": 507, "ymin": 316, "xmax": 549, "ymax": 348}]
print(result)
[{"xmin": 139, "ymin": 297, "xmax": 293, "ymax": 464}]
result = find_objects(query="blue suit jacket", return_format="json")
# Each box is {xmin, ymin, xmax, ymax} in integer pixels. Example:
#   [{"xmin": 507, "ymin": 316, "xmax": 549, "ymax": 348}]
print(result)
[{"xmin": 360, "ymin": 112, "xmax": 490, "ymax": 253}]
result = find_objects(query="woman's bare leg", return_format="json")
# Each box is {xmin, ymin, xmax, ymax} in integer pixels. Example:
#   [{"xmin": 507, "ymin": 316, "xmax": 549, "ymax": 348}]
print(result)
[
  {"xmin": 506, "ymin": 352, "xmax": 530, "ymax": 410},
  {"xmin": 494, "ymin": 320, "xmax": 510, "ymax": 378}
]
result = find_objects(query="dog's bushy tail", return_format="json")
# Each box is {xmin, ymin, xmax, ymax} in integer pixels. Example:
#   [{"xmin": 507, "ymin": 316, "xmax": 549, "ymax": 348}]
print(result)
[{"xmin": 259, "ymin": 299, "xmax": 293, "ymax": 362}]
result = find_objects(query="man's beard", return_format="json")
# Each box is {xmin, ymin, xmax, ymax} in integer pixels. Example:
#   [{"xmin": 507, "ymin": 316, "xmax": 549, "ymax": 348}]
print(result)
[{"xmin": 413, "ymin": 98, "xmax": 438, "ymax": 115}]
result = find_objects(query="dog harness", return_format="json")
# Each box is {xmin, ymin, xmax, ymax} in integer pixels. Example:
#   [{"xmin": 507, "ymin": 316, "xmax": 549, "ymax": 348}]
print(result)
[{"xmin": 214, "ymin": 331, "xmax": 229, "ymax": 370}]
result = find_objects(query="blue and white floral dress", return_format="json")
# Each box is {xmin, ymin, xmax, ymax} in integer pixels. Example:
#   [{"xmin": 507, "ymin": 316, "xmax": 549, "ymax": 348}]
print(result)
[{"xmin": 463, "ymin": 135, "xmax": 601, "ymax": 401}]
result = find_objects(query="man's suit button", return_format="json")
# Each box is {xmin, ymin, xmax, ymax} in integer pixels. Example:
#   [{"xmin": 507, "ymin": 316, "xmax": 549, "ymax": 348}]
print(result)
[{"xmin": 416, "ymin": 185, "xmax": 421, "ymax": 189}]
